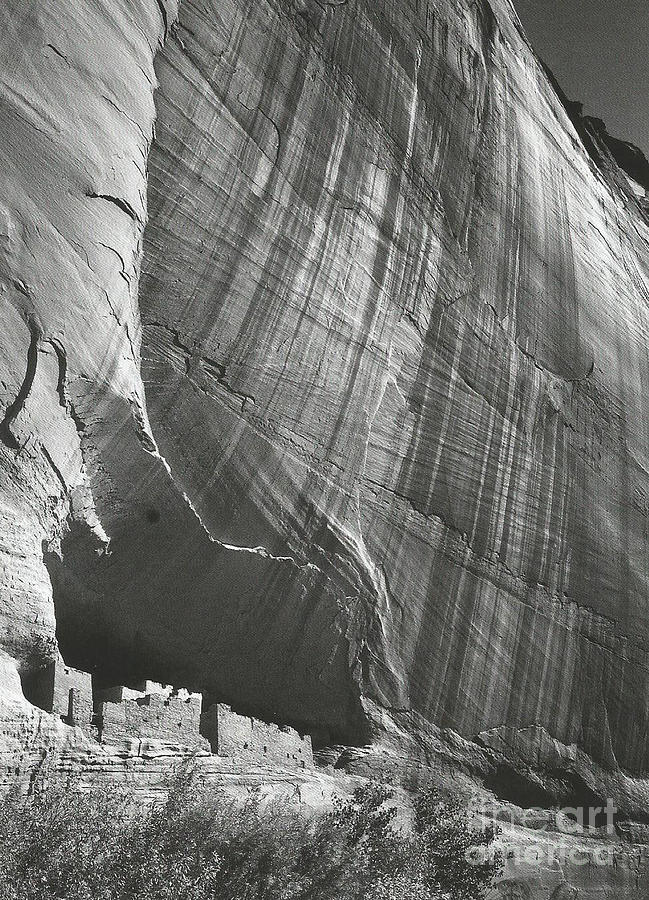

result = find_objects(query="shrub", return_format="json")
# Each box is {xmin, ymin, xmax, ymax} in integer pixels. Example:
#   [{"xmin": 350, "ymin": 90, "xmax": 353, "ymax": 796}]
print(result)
[
  {"xmin": 412, "ymin": 791, "xmax": 503, "ymax": 899},
  {"xmin": 0, "ymin": 766, "xmax": 502, "ymax": 899}
]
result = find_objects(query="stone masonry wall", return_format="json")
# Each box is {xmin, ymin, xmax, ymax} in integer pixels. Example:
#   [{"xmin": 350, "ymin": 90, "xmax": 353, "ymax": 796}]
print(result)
[
  {"xmin": 98, "ymin": 691, "xmax": 208, "ymax": 749},
  {"xmin": 24, "ymin": 664, "xmax": 314, "ymax": 763},
  {"xmin": 202, "ymin": 704, "xmax": 313, "ymax": 769},
  {"xmin": 54, "ymin": 661, "xmax": 93, "ymax": 728},
  {"xmin": 22, "ymin": 656, "xmax": 93, "ymax": 728}
]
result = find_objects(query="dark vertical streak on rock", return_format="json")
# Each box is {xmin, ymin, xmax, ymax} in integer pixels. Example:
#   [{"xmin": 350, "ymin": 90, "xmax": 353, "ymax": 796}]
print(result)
[
  {"xmin": 46, "ymin": 339, "xmax": 69, "ymax": 411},
  {"xmin": 45, "ymin": 338, "xmax": 86, "ymax": 435},
  {"xmin": 0, "ymin": 319, "xmax": 40, "ymax": 450},
  {"xmin": 41, "ymin": 446, "xmax": 67, "ymax": 491},
  {"xmin": 154, "ymin": 0, "xmax": 169, "ymax": 39}
]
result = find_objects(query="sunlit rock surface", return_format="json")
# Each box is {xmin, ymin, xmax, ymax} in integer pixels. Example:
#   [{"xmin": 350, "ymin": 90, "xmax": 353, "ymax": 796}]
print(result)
[
  {"xmin": 0, "ymin": 0, "xmax": 178, "ymax": 669},
  {"xmin": 3, "ymin": 0, "xmax": 649, "ymax": 807},
  {"xmin": 138, "ymin": 0, "xmax": 649, "ymax": 770}
]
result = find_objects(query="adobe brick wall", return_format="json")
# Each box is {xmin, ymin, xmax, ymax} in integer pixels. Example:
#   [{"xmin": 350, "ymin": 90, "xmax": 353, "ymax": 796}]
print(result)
[{"xmin": 202, "ymin": 704, "xmax": 313, "ymax": 769}]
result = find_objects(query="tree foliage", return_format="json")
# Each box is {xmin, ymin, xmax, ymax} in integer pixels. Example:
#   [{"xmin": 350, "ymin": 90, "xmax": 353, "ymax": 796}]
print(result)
[{"xmin": 0, "ymin": 766, "xmax": 502, "ymax": 899}]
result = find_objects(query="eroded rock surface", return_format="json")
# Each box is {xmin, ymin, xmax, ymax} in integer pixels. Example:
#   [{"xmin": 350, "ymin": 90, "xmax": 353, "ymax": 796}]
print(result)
[
  {"xmin": 3, "ymin": 0, "xmax": 649, "ymax": 851},
  {"xmin": 141, "ymin": 0, "xmax": 649, "ymax": 769},
  {"xmin": 0, "ymin": 0, "xmax": 176, "ymax": 669}
]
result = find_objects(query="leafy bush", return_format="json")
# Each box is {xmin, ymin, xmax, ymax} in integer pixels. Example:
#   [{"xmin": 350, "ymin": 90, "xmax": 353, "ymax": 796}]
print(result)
[
  {"xmin": 0, "ymin": 766, "xmax": 502, "ymax": 899},
  {"xmin": 412, "ymin": 791, "xmax": 503, "ymax": 900}
]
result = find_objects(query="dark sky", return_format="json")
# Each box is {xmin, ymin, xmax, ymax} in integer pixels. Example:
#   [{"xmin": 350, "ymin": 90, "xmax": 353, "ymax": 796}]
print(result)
[{"xmin": 514, "ymin": 0, "xmax": 649, "ymax": 157}]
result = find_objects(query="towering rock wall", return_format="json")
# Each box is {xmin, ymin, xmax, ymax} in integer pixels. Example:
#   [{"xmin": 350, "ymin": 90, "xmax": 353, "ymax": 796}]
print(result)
[{"xmin": 2, "ymin": 0, "xmax": 649, "ymax": 777}]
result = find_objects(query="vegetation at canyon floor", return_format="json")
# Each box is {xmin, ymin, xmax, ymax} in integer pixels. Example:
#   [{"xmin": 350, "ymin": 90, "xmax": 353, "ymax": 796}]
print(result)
[{"xmin": 0, "ymin": 766, "xmax": 502, "ymax": 899}]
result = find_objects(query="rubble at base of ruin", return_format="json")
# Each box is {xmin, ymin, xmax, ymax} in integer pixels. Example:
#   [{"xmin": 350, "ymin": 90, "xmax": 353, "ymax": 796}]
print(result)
[{"xmin": 20, "ymin": 656, "xmax": 314, "ymax": 769}]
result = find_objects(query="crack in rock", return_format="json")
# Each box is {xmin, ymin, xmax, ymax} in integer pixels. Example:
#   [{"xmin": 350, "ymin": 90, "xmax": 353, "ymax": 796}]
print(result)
[
  {"xmin": 0, "ymin": 317, "xmax": 41, "ymax": 450},
  {"xmin": 86, "ymin": 191, "xmax": 141, "ymax": 225},
  {"xmin": 45, "ymin": 338, "xmax": 86, "ymax": 436},
  {"xmin": 140, "ymin": 429, "xmax": 323, "ymax": 576},
  {"xmin": 145, "ymin": 322, "xmax": 256, "ymax": 410}
]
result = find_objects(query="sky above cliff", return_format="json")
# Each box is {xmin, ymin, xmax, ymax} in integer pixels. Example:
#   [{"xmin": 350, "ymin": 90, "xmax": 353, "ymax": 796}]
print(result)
[{"xmin": 514, "ymin": 0, "xmax": 649, "ymax": 157}]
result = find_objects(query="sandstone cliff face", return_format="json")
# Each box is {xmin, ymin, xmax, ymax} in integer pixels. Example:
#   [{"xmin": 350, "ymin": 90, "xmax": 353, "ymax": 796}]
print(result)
[
  {"xmin": 3, "ymin": 0, "xmax": 649, "ymax": 783},
  {"xmin": 0, "ymin": 0, "xmax": 177, "ymax": 669}
]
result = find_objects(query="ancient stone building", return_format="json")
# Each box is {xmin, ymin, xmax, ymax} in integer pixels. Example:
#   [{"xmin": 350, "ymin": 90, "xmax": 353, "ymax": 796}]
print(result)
[
  {"xmin": 95, "ymin": 684, "xmax": 207, "ymax": 750},
  {"xmin": 21, "ymin": 656, "xmax": 93, "ymax": 729},
  {"xmin": 93, "ymin": 679, "xmax": 170, "ymax": 706},
  {"xmin": 201, "ymin": 704, "xmax": 314, "ymax": 769},
  {"xmin": 22, "ymin": 660, "xmax": 315, "ymax": 763}
]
